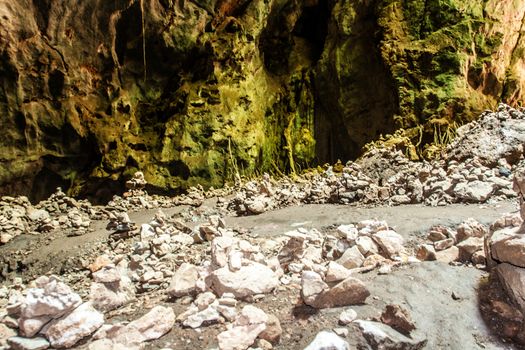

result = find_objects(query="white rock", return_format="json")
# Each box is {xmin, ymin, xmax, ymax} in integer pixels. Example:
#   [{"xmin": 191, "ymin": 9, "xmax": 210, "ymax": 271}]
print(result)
[
  {"xmin": 336, "ymin": 225, "xmax": 358, "ymax": 242},
  {"xmin": 183, "ymin": 306, "xmax": 221, "ymax": 328},
  {"xmin": 27, "ymin": 209, "xmax": 50, "ymax": 222},
  {"xmin": 303, "ymin": 331, "xmax": 350, "ymax": 350},
  {"xmin": 336, "ymin": 246, "xmax": 364, "ymax": 269},
  {"xmin": 21, "ymin": 277, "xmax": 82, "ymax": 319},
  {"xmin": 212, "ymin": 237, "xmax": 236, "ymax": 268},
  {"xmin": 19, "ymin": 316, "xmax": 52, "ymax": 337},
  {"xmin": 208, "ymin": 263, "xmax": 279, "ymax": 299},
  {"xmin": 7, "ymin": 336, "xmax": 50, "ymax": 350},
  {"xmin": 454, "ymin": 181, "xmax": 494, "ymax": 202},
  {"xmin": 357, "ymin": 220, "xmax": 388, "ymax": 235},
  {"xmin": 356, "ymin": 236, "xmax": 378, "ymax": 256},
  {"xmin": 301, "ymin": 271, "xmax": 328, "ymax": 305},
  {"xmin": 45, "ymin": 302, "xmax": 104, "ymax": 348},
  {"xmin": 325, "ymin": 261, "xmax": 352, "ymax": 283},
  {"xmin": 338, "ymin": 308, "xmax": 357, "ymax": 325},
  {"xmin": 166, "ymin": 263, "xmax": 199, "ymax": 297},
  {"xmin": 115, "ymin": 306, "xmax": 175, "ymax": 343},
  {"xmin": 228, "ymin": 251, "xmax": 244, "ymax": 271},
  {"xmin": 216, "ymin": 305, "xmax": 237, "ymax": 322},
  {"xmin": 217, "ymin": 305, "xmax": 268, "ymax": 350},
  {"xmin": 90, "ymin": 271, "xmax": 135, "ymax": 312},
  {"xmin": 372, "ymin": 230, "xmax": 404, "ymax": 258}
]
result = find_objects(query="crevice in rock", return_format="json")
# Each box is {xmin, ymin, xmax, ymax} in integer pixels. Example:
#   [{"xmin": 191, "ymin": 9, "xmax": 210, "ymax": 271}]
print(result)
[
  {"xmin": 314, "ymin": 1, "xmax": 397, "ymax": 164},
  {"xmin": 32, "ymin": 0, "xmax": 52, "ymax": 35}
]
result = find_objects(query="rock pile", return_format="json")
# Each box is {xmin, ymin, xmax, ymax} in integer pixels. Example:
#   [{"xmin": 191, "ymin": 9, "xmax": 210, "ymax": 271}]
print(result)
[
  {"xmin": 0, "ymin": 198, "xmax": 437, "ymax": 350},
  {"xmin": 0, "ymin": 188, "xmax": 97, "ymax": 245},
  {"xmin": 228, "ymin": 104, "xmax": 523, "ymax": 215},
  {"xmin": 2, "ymin": 275, "xmax": 104, "ymax": 349},
  {"xmin": 0, "ymin": 275, "xmax": 175, "ymax": 350},
  {"xmin": 417, "ymin": 218, "xmax": 487, "ymax": 266}
]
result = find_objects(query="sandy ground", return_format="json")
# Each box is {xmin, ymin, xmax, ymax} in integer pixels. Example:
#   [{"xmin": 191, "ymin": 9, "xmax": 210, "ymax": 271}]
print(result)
[{"xmin": 0, "ymin": 200, "xmax": 520, "ymax": 349}]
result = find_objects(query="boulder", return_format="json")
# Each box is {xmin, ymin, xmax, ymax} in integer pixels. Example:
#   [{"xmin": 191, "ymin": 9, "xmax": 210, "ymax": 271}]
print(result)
[
  {"xmin": 491, "ymin": 228, "xmax": 525, "ymax": 267},
  {"xmin": 456, "ymin": 218, "xmax": 486, "ymax": 243},
  {"xmin": 380, "ymin": 304, "xmax": 416, "ymax": 336},
  {"xmin": 92, "ymin": 265, "xmax": 121, "ymax": 283},
  {"xmin": 457, "ymin": 237, "xmax": 484, "ymax": 262},
  {"xmin": 89, "ymin": 270, "xmax": 135, "ymax": 312},
  {"xmin": 21, "ymin": 277, "xmax": 82, "ymax": 319},
  {"xmin": 303, "ymin": 273, "xmax": 370, "ymax": 309},
  {"xmin": 208, "ymin": 263, "xmax": 279, "ymax": 299},
  {"xmin": 433, "ymin": 238, "xmax": 454, "ymax": 251},
  {"xmin": 416, "ymin": 245, "xmax": 436, "ymax": 261},
  {"xmin": 454, "ymin": 181, "xmax": 494, "ymax": 202},
  {"xmin": 356, "ymin": 236, "xmax": 379, "ymax": 256},
  {"xmin": 45, "ymin": 302, "xmax": 104, "ymax": 348},
  {"xmin": 373, "ymin": 230, "xmax": 404, "ymax": 258},
  {"xmin": 355, "ymin": 320, "xmax": 427, "ymax": 350},
  {"xmin": 435, "ymin": 246, "xmax": 459, "ymax": 263},
  {"xmin": 19, "ymin": 316, "xmax": 52, "ymax": 338},
  {"xmin": 166, "ymin": 263, "xmax": 199, "ymax": 297},
  {"xmin": 259, "ymin": 314, "xmax": 282, "ymax": 344},
  {"xmin": 496, "ymin": 263, "xmax": 525, "ymax": 313},
  {"xmin": 182, "ymin": 306, "xmax": 221, "ymax": 328},
  {"xmin": 123, "ymin": 306, "xmax": 175, "ymax": 341},
  {"xmin": 336, "ymin": 225, "xmax": 358, "ymax": 242},
  {"xmin": 325, "ymin": 261, "xmax": 352, "ymax": 283},
  {"xmin": 211, "ymin": 237, "xmax": 236, "ymax": 268},
  {"xmin": 301, "ymin": 271, "xmax": 329, "ymax": 306},
  {"xmin": 217, "ymin": 305, "xmax": 268, "ymax": 350}
]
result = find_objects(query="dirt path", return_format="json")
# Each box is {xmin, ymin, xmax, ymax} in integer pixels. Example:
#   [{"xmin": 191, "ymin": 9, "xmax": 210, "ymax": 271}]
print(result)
[{"xmin": 227, "ymin": 201, "xmax": 517, "ymax": 240}]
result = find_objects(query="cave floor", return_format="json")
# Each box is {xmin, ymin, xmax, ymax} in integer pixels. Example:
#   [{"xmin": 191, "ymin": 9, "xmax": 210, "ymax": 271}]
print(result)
[{"xmin": 1, "ymin": 200, "xmax": 521, "ymax": 349}]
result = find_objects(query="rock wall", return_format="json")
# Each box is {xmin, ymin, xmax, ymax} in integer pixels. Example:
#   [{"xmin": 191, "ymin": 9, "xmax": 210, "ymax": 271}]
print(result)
[{"xmin": 1, "ymin": 0, "xmax": 524, "ymax": 201}]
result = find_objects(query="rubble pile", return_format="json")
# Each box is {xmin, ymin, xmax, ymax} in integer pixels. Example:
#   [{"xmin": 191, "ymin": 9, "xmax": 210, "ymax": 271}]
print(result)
[
  {"xmin": 228, "ymin": 104, "xmax": 524, "ymax": 215},
  {"xmin": 0, "ymin": 188, "xmax": 95, "ymax": 245},
  {"xmin": 0, "ymin": 208, "xmax": 431, "ymax": 349},
  {"xmin": 416, "ymin": 218, "xmax": 488, "ymax": 267}
]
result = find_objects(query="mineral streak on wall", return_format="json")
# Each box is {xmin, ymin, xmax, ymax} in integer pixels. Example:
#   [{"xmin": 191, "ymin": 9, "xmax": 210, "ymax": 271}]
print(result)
[{"xmin": 1, "ymin": 0, "xmax": 524, "ymax": 201}]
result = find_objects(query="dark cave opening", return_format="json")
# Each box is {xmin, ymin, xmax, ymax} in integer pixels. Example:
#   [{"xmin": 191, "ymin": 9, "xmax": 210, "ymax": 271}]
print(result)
[
  {"xmin": 31, "ymin": 164, "xmax": 71, "ymax": 203},
  {"xmin": 259, "ymin": 1, "xmax": 333, "ymax": 75},
  {"xmin": 313, "ymin": 3, "xmax": 398, "ymax": 165},
  {"xmin": 292, "ymin": 1, "xmax": 332, "ymax": 63},
  {"xmin": 28, "ymin": 123, "xmax": 105, "ymax": 204},
  {"xmin": 115, "ymin": 2, "xmax": 143, "ymax": 67},
  {"xmin": 48, "ymin": 70, "xmax": 65, "ymax": 99}
]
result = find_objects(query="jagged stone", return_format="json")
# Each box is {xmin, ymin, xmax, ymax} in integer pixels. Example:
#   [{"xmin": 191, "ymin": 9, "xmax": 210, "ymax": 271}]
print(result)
[
  {"xmin": 45, "ymin": 302, "xmax": 104, "ymax": 348},
  {"xmin": 355, "ymin": 320, "xmax": 427, "ymax": 350},
  {"xmin": 208, "ymin": 263, "xmax": 279, "ymax": 299},
  {"xmin": 166, "ymin": 263, "xmax": 199, "ymax": 298},
  {"xmin": 303, "ymin": 331, "xmax": 350, "ymax": 350},
  {"xmin": 496, "ymin": 263, "xmax": 525, "ymax": 313}
]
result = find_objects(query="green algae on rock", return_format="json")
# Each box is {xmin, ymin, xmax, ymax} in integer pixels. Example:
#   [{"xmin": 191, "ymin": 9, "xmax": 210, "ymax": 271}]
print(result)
[{"xmin": 1, "ymin": 0, "xmax": 525, "ymax": 201}]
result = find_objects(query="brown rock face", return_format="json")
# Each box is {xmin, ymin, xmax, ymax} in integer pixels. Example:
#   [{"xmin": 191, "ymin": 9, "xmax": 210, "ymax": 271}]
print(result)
[
  {"xmin": 0, "ymin": 0, "xmax": 320, "ymax": 201},
  {"xmin": 2, "ymin": 0, "xmax": 525, "ymax": 200}
]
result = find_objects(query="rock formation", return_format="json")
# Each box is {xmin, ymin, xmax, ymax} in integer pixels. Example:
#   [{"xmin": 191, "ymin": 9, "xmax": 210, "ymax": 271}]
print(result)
[{"xmin": 2, "ymin": 0, "xmax": 525, "ymax": 200}]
